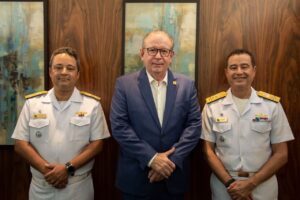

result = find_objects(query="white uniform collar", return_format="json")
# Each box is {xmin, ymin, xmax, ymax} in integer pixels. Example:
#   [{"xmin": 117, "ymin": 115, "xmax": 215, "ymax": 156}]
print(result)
[
  {"xmin": 42, "ymin": 87, "xmax": 83, "ymax": 103},
  {"xmin": 222, "ymin": 87, "xmax": 262, "ymax": 105}
]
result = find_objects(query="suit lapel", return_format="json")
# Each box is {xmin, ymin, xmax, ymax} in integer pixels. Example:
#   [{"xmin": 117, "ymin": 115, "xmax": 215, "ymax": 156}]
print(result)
[
  {"xmin": 162, "ymin": 70, "xmax": 177, "ymax": 130},
  {"xmin": 138, "ymin": 69, "xmax": 161, "ymax": 128}
]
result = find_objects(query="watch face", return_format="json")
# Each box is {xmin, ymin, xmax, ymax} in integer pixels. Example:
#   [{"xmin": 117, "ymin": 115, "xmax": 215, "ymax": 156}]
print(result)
[
  {"xmin": 66, "ymin": 162, "xmax": 75, "ymax": 176},
  {"xmin": 68, "ymin": 166, "xmax": 75, "ymax": 174}
]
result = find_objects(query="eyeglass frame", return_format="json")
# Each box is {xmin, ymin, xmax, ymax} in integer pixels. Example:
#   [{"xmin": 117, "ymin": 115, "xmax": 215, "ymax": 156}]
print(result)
[{"xmin": 143, "ymin": 47, "xmax": 174, "ymax": 57}]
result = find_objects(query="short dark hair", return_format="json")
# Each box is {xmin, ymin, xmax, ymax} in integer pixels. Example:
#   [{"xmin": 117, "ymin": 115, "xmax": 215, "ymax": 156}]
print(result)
[
  {"xmin": 226, "ymin": 49, "xmax": 256, "ymax": 67},
  {"xmin": 49, "ymin": 47, "xmax": 80, "ymax": 71}
]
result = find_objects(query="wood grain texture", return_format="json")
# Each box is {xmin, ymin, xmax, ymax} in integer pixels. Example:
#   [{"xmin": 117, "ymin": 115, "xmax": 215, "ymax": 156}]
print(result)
[{"xmin": 0, "ymin": 0, "xmax": 299, "ymax": 199}]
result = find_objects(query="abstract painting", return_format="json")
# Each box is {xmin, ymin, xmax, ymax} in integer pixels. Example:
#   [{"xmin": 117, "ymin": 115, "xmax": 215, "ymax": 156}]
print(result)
[
  {"xmin": 0, "ymin": 1, "xmax": 47, "ymax": 144},
  {"xmin": 123, "ymin": 1, "xmax": 198, "ymax": 80}
]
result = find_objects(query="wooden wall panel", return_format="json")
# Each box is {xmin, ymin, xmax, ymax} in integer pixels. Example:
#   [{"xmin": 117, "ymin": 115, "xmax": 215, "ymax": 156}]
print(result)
[{"xmin": 0, "ymin": 0, "xmax": 299, "ymax": 199}]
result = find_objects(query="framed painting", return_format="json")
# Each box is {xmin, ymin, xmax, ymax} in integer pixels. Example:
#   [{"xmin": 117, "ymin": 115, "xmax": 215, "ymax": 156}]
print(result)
[
  {"xmin": 123, "ymin": 0, "xmax": 198, "ymax": 80},
  {"xmin": 0, "ymin": 0, "xmax": 48, "ymax": 145}
]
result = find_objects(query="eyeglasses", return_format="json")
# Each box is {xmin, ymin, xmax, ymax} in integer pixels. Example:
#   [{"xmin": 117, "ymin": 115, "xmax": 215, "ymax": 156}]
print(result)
[
  {"xmin": 52, "ymin": 64, "xmax": 78, "ymax": 72},
  {"xmin": 143, "ymin": 47, "xmax": 173, "ymax": 57}
]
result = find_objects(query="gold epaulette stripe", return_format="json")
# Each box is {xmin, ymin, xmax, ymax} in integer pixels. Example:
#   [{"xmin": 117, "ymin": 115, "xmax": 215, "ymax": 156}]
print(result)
[
  {"xmin": 80, "ymin": 91, "xmax": 101, "ymax": 101},
  {"xmin": 25, "ymin": 91, "xmax": 48, "ymax": 99},
  {"xmin": 257, "ymin": 91, "xmax": 280, "ymax": 103},
  {"xmin": 206, "ymin": 91, "xmax": 227, "ymax": 104}
]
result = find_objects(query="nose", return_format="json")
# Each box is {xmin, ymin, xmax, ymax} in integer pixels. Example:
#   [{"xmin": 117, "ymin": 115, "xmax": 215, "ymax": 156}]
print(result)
[
  {"xmin": 61, "ymin": 67, "xmax": 68, "ymax": 74},
  {"xmin": 236, "ymin": 66, "xmax": 243, "ymax": 74},
  {"xmin": 154, "ymin": 50, "xmax": 162, "ymax": 59}
]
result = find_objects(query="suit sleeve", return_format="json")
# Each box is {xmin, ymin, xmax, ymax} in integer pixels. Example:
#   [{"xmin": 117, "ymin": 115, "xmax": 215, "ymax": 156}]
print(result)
[
  {"xmin": 169, "ymin": 82, "xmax": 201, "ymax": 169},
  {"xmin": 110, "ymin": 78, "xmax": 156, "ymax": 170}
]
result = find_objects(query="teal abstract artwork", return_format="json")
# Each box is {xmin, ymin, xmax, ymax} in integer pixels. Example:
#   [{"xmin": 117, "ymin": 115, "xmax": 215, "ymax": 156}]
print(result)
[{"xmin": 0, "ymin": 2, "xmax": 45, "ymax": 144}]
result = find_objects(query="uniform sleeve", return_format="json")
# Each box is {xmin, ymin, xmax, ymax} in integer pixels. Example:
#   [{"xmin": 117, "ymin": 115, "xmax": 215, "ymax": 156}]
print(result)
[
  {"xmin": 270, "ymin": 103, "xmax": 294, "ymax": 144},
  {"xmin": 200, "ymin": 104, "xmax": 216, "ymax": 143},
  {"xmin": 89, "ymin": 102, "xmax": 110, "ymax": 141},
  {"xmin": 11, "ymin": 100, "xmax": 31, "ymax": 141}
]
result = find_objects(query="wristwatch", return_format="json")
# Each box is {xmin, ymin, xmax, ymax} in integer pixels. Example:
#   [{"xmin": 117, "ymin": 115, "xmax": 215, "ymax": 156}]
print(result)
[
  {"xmin": 224, "ymin": 178, "xmax": 236, "ymax": 188},
  {"xmin": 65, "ymin": 162, "xmax": 75, "ymax": 176}
]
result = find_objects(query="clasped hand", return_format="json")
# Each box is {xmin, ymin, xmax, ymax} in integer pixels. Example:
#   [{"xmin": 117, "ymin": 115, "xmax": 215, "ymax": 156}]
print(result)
[
  {"xmin": 44, "ymin": 163, "xmax": 68, "ymax": 189},
  {"xmin": 148, "ymin": 147, "xmax": 176, "ymax": 183},
  {"xmin": 227, "ymin": 179, "xmax": 256, "ymax": 200}
]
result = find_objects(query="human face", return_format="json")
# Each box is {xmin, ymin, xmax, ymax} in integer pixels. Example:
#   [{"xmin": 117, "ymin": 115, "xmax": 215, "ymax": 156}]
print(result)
[
  {"xmin": 49, "ymin": 53, "xmax": 79, "ymax": 92},
  {"xmin": 140, "ymin": 32, "xmax": 174, "ymax": 81},
  {"xmin": 225, "ymin": 54, "xmax": 256, "ymax": 91}
]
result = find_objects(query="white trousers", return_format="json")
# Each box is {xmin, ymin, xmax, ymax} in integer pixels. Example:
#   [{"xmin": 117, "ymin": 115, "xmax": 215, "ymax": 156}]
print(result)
[
  {"xmin": 29, "ymin": 173, "xmax": 93, "ymax": 200},
  {"xmin": 210, "ymin": 173, "xmax": 278, "ymax": 200}
]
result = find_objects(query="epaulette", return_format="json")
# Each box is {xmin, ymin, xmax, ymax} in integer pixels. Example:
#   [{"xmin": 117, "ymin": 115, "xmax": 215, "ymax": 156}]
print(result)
[
  {"xmin": 206, "ymin": 91, "xmax": 227, "ymax": 104},
  {"xmin": 80, "ymin": 91, "xmax": 101, "ymax": 101},
  {"xmin": 257, "ymin": 91, "xmax": 280, "ymax": 103},
  {"xmin": 25, "ymin": 91, "xmax": 48, "ymax": 99}
]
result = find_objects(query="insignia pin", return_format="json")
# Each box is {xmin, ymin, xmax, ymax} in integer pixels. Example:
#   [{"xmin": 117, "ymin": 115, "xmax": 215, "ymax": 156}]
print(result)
[
  {"xmin": 220, "ymin": 136, "xmax": 225, "ymax": 142},
  {"xmin": 36, "ymin": 131, "xmax": 42, "ymax": 138}
]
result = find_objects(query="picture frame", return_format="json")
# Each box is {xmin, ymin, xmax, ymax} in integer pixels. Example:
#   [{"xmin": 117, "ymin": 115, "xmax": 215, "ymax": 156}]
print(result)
[
  {"xmin": 122, "ymin": 0, "xmax": 199, "ymax": 81},
  {"xmin": 0, "ymin": 0, "xmax": 48, "ymax": 145}
]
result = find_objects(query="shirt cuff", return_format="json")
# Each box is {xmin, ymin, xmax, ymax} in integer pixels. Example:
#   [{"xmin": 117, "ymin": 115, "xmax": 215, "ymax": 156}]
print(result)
[{"xmin": 147, "ymin": 153, "xmax": 158, "ymax": 167}]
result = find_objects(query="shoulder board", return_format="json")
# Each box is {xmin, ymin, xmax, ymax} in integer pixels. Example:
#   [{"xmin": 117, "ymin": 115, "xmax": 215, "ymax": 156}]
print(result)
[
  {"xmin": 25, "ymin": 91, "xmax": 48, "ymax": 99},
  {"xmin": 257, "ymin": 91, "xmax": 280, "ymax": 103},
  {"xmin": 80, "ymin": 91, "xmax": 101, "ymax": 101},
  {"xmin": 206, "ymin": 91, "xmax": 227, "ymax": 104}
]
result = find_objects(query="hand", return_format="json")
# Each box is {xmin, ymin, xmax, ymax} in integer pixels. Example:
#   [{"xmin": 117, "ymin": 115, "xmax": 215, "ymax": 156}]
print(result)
[
  {"xmin": 148, "ymin": 169, "xmax": 164, "ymax": 183},
  {"xmin": 227, "ymin": 179, "xmax": 256, "ymax": 200},
  {"xmin": 150, "ymin": 147, "xmax": 176, "ymax": 178},
  {"xmin": 44, "ymin": 163, "xmax": 68, "ymax": 188}
]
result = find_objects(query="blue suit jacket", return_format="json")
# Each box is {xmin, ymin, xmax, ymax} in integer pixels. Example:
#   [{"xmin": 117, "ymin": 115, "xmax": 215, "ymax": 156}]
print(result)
[{"xmin": 110, "ymin": 68, "xmax": 201, "ymax": 195}]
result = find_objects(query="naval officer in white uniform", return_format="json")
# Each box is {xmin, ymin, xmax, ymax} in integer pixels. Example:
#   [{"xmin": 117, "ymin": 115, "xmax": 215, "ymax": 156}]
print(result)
[
  {"xmin": 201, "ymin": 49, "xmax": 294, "ymax": 200},
  {"xmin": 12, "ymin": 47, "xmax": 110, "ymax": 200}
]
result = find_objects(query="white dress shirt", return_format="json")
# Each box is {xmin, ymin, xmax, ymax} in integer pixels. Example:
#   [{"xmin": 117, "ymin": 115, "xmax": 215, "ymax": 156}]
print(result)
[{"xmin": 146, "ymin": 71, "xmax": 168, "ymax": 166}]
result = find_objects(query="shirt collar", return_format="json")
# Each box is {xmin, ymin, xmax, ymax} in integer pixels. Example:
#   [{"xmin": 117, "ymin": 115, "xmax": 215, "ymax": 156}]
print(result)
[
  {"xmin": 146, "ymin": 70, "xmax": 168, "ymax": 85},
  {"xmin": 222, "ymin": 87, "xmax": 262, "ymax": 105},
  {"xmin": 42, "ymin": 87, "xmax": 82, "ymax": 103}
]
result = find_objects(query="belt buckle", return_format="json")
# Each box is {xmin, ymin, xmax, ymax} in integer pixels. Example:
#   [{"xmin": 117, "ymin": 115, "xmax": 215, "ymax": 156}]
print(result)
[{"xmin": 238, "ymin": 171, "xmax": 249, "ymax": 177}]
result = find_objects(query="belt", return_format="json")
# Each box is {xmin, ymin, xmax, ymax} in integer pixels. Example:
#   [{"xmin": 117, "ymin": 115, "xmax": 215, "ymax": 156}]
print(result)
[
  {"xmin": 229, "ymin": 171, "xmax": 256, "ymax": 177},
  {"xmin": 32, "ymin": 172, "xmax": 90, "ymax": 188}
]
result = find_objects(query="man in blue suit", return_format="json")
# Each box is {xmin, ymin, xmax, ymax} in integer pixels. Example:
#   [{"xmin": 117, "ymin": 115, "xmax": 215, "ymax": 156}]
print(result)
[{"xmin": 110, "ymin": 30, "xmax": 201, "ymax": 200}]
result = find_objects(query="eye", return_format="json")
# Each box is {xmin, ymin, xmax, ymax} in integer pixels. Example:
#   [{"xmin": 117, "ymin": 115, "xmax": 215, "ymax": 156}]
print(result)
[
  {"xmin": 66, "ymin": 65, "xmax": 76, "ymax": 71},
  {"xmin": 241, "ymin": 64, "xmax": 250, "ymax": 69},
  {"xmin": 228, "ymin": 65, "xmax": 237, "ymax": 70},
  {"xmin": 53, "ymin": 64, "xmax": 63, "ymax": 70},
  {"xmin": 160, "ymin": 49, "xmax": 169, "ymax": 56},
  {"xmin": 148, "ymin": 48, "xmax": 157, "ymax": 53}
]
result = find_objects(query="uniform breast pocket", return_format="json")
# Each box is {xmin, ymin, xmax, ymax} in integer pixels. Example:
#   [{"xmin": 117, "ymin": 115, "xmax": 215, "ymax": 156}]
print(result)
[
  {"xmin": 213, "ymin": 123, "xmax": 232, "ymax": 146},
  {"xmin": 70, "ymin": 117, "xmax": 91, "ymax": 141},
  {"xmin": 213, "ymin": 123, "xmax": 231, "ymax": 133},
  {"xmin": 251, "ymin": 122, "xmax": 271, "ymax": 134},
  {"xmin": 29, "ymin": 119, "xmax": 50, "ymax": 143}
]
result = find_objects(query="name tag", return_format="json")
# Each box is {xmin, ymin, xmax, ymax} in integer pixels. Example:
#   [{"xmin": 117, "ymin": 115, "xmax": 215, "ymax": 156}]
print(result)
[
  {"xmin": 33, "ymin": 113, "xmax": 47, "ymax": 119},
  {"xmin": 216, "ymin": 117, "xmax": 228, "ymax": 123}
]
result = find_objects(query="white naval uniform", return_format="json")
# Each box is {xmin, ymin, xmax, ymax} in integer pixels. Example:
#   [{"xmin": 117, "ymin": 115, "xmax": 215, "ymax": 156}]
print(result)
[
  {"xmin": 12, "ymin": 87, "xmax": 110, "ymax": 200},
  {"xmin": 201, "ymin": 88, "xmax": 294, "ymax": 200}
]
